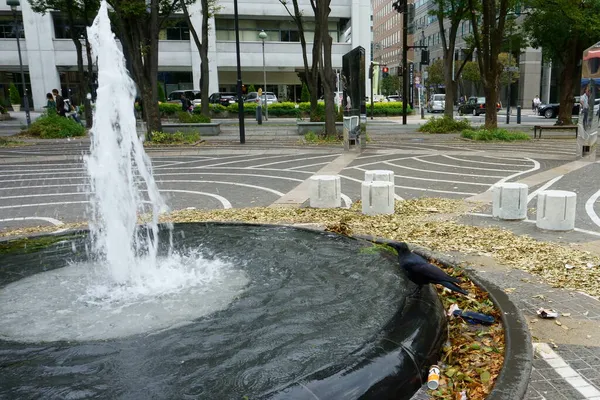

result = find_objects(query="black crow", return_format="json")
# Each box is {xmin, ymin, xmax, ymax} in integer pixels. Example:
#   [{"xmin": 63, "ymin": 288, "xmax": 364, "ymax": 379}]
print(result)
[{"xmin": 387, "ymin": 241, "xmax": 469, "ymax": 296}]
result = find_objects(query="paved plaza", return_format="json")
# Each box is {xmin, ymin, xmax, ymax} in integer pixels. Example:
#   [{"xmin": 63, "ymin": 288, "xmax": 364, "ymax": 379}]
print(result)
[{"xmin": 1, "ymin": 130, "xmax": 600, "ymax": 399}]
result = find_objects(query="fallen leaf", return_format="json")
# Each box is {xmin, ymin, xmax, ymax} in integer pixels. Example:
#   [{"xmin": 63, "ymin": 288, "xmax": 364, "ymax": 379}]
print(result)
[
  {"xmin": 561, "ymin": 313, "xmax": 571, "ymax": 317},
  {"xmin": 480, "ymin": 370, "xmax": 491, "ymax": 383},
  {"xmin": 555, "ymin": 321, "xmax": 562, "ymax": 326},
  {"xmin": 504, "ymin": 288, "xmax": 516, "ymax": 293}
]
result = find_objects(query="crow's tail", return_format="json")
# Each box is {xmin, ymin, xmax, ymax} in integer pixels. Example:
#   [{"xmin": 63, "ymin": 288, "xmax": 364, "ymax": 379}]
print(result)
[{"xmin": 438, "ymin": 281, "xmax": 469, "ymax": 296}]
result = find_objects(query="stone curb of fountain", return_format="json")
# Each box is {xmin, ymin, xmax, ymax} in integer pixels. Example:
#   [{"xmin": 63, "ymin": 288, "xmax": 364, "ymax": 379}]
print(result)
[{"xmin": 350, "ymin": 234, "xmax": 533, "ymax": 400}]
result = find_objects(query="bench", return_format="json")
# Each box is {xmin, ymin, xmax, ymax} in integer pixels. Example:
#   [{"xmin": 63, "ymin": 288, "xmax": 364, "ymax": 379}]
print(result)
[{"xmin": 533, "ymin": 125, "xmax": 577, "ymax": 139}]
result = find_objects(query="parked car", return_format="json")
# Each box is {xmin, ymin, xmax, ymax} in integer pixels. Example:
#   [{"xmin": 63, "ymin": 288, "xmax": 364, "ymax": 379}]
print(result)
[
  {"xmin": 209, "ymin": 92, "xmax": 238, "ymax": 106},
  {"xmin": 166, "ymin": 90, "xmax": 201, "ymax": 104},
  {"xmin": 427, "ymin": 94, "xmax": 446, "ymax": 113},
  {"xmin": 386, "ymin": 95, "xmax": 401, "ymax": 102},
  {"xmin": 537, "ymin": 97, "xmax": 580, "ymax": 119},
  {"xmin": 244, "ymin": 92, "xmax": 278, "ymax": 105},
  {"xmin": 458, "ymin": 96, "xmax": 502, "ymax": 116}
]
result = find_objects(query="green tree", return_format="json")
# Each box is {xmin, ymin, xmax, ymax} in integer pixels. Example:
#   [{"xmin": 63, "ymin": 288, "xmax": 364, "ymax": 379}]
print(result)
[
  {"xmin": 8, "ymin": 82, "xmax": 20, "ymax": 105},
  {"xmin": 498, "ymin": 52, "xmax": 519, "ymax": 86},
  {"xmin": 467, "ymin": 0, "xmax": 517, "ymax": 128},
  {"xmin": 28, "ymin": 0, "xmax": 99, "ymax": 128},
  {"xmin": 248, "ymin": 84, "xmax": 257, "ymax": 93},
  {"xmin": 461, "ymin": 60, "xmax": 481, "ymax": 94},
  {"xmin": 380, "ymin": 75, "xmax": 399, "ymax": 96},
  {"xmin": 431, "ymin": 0, "xmax": 472, "ymax": 117},
  {"xmin": 300, "ymin": 83, "xmax": 310, "ymax": 102},
  {"xmin": 524, "ymin": 0, "xmax": 600, "ymax": 125},
  {"xmin": 425, "ymin": 59, "xmax": 445, "ymax": 92},
  {"xmin": 157, "ymin": 82, "xmax": 166, "ymax": 102}
]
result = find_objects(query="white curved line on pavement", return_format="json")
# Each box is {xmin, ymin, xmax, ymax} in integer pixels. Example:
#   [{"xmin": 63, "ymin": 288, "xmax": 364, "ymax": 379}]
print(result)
[
  {"xmin": 585, "ymin": 188, "xmax": 600, "ymax": 228},
  {"xmin": 0, "ymin": 201, "xmax": 88, "ymax": 210},
  {"xmin": 0, "ymin": 183, "xmax": 87, "ymax": 191},
  {"xmin": 382, "ymin": 161, "xmax": 503, "ymax": 178},
  {"xmin": 442, "ymin": 155, "xmax": 531, "ymax": 167},
  {"xmin": 0, "ymin": 192, "xmax": 87, "ymax": 200},
  {"xmin": 412, "ymin": 156, "xmax": 519, "ymax": 172},
  {"xmin": 491, "ymin": 157, "xmax": 540, "ymax": 188},
  {"xmin": 153, "ymin": 172, "xmax": 304, "ymax": 182},
  {"xmin": 0, "ymin": 216, "xmax": 64, "ymax": 226},
  {"xmin": 247, "ymin": 154, "xmax": 339, "ymax": 169},
  {"xmin": 197, "ymin": 154, "xmax": 308, "ymax": 169},
  {"xmin": 286, "ymin": 162, "xmax": 330, "ymax": 170},
  {"xmin": 189, "ymin": 166, "xmax": 314, "ymax": 174},
  {"xmin": 159, "ymin": 190, "xmax": 232, "ymax": 209},
  {"xmin": 0, "ymin": 170, "xmax": 82, "ymax": 177},
  {"xmin": 153, "ymin": 154, "xmax": 255, "ymax": 169},
  {"xmin": 527, "ymin": 175, "xmax": 564, "ymax": 204},
  {"xmin": 352, "ymin": 166, "xmax": 491, "ymax": 186},
  {"xmin": 157, "ymin": 180, "xmax": 285, "ymax": 196},
  {"xmin": 351, "ymin": 154, "xmax": 436, "ymax": 169}
]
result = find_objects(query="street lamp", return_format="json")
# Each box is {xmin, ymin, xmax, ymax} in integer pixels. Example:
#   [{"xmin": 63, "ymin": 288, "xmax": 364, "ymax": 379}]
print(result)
[
  {"xmin": 258, "ymin": 30, "xmax": 268, "ymax": 121},
  {"xmin": 233, "ymin": 0, "xmax": 245, "ymax": 144},
  {"xmin": 7, "ymin": 0, "xmax": 31, "ymax": 127}
]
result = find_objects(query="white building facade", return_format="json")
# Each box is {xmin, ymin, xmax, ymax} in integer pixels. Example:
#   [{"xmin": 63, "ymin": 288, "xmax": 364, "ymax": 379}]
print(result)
[{"xmin": 0, "ymin": 0, "xmax": 372, "ymax": 110}]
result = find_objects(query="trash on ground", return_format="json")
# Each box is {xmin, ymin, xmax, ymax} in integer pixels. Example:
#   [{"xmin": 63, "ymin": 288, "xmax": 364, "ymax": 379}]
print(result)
[
  {"xmin": 537, "ymin": 308, "xmax": 559, "ymax": 319},
  {"xmin": 452, "ymin": 309, "xmax": 495, "ymax": 325},
  {"xmin": 427, "ymin": 365, "xmax": 440, "ymax": 390}
]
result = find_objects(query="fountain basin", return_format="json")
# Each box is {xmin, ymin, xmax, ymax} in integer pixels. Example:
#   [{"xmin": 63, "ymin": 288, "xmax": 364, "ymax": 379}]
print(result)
[{"xmin": 0, "ymin": 223, "xmax": 446, "ymax": 399}]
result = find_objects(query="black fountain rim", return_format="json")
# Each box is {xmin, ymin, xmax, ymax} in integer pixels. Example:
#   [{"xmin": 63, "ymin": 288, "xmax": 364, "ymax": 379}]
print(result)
[{"xmin": 354, "ymin": 234, "xmax": 534, "ymax": 400}]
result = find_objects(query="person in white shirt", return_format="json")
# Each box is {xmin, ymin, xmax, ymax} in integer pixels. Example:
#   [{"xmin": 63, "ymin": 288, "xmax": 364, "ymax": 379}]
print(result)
[
  {"xmin": 580, "ymin": 87, "xmax": 589, "ymax": 129},
  {"xmin": 533, "ymin": 95, "xmax": 541, "ymax": 115}
]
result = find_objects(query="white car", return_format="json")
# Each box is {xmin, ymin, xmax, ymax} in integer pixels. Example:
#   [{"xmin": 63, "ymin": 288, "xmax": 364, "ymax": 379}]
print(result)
[{"xmin": 427, "ymin": 94, "xmax": 446, "ymax": 113}]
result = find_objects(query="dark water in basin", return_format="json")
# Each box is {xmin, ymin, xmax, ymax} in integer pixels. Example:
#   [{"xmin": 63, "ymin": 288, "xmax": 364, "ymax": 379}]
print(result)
[{"xmin": 0, "ymin": 223, "xmax": 422, "ymax": 399}]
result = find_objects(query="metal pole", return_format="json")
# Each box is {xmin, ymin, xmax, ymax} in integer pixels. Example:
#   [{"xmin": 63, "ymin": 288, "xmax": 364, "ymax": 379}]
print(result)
[
  {"xmin": 13, "ymin": 8, "xmax": 30, "ymax": 127},
  {"xmin": 233, "ymin": 0, "xmax": 245, "ymax": 144},
  {"xmin": 402, "ymin": 3, "xmax": 408, "ymax": 125},
  {"xmin": 370, "ymin": 63, "xmax": 374, "ymax": 120},
  {"xmin": 506, "ymin": 28, "xmax": 512, "ymax": 124},
  {"xmin": 262, "ymin": 38, "xmax": 268, "ymax": 121}
]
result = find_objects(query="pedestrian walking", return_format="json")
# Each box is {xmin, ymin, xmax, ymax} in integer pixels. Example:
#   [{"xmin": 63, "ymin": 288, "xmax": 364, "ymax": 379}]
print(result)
[
  {"xmin": 580, "ymin": 87, "xmax": 590, "ymax": 130},
  {"xmin": 52, "ymin": 89, "xmax": 67, "ymax": 117},
  {"xmin": 44, "ymin": 93, "xmax": 56, "ymax": 115},
  {"xmin": 533, "ymin": 95, "xmax": 541, "ymax": 116}
]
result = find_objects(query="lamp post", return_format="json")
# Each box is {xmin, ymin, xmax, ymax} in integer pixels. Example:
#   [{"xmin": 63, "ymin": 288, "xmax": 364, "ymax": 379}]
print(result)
[
  {"xmin": 7, "ymin": 0, "xmax": 31, "ymax": 127},
  {"xmin": 233, "ymin": 0, "xmax": 245, "ymax": 144},
  {"xmin": 258, "ymin": 30, "xmax": 268, "ymax": 121}
]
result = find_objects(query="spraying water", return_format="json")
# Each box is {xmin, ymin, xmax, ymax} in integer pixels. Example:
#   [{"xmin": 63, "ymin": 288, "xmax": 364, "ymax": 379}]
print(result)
[{"xmin": 85, "ymin": 1, "xmax": 168, "ymax": 283}]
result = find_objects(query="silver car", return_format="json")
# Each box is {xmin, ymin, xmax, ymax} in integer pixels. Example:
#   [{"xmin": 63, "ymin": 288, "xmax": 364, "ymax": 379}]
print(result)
[
  {"xmin": 427, "ymin": 94, "xmax": 446, "ymax": 113},
  {"xmin": 244, "ymin": 92, "xmax": 278, "ymax": 105}
]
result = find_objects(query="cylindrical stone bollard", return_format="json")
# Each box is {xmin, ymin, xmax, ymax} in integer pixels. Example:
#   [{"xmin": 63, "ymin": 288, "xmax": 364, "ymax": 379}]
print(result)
[
  {"xmin": 536, "ymin": 190, "xmax": 577, "ymax": 231},
  {"xmin": 309, "ymin": 175, "xmax": 341, "ymax": 208},
  {"xmin": 364, "ymin": 170, "xmax": 395, "ymax": 185},
  {"xmin": 492, "ymin": 183, "xmax": 528, "ymax": 220},
  {"xmin": 361, "ymin": 181, "xmax": 395, "ymax": 215}
]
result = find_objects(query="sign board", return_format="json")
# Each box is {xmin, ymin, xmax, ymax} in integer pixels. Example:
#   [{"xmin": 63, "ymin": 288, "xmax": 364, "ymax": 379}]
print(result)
[
  {"xmin": 504, "ymin": 67, "xmax": 519, "ymax": 72},
  {"xmin": 408, "ymin": 62, "xmax": 414, "ymax": 107}
]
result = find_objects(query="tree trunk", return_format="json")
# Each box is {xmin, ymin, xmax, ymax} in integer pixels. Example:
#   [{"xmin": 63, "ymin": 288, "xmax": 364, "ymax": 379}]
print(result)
[
  {"xmin": 443, "ymin": 49, "xmax": 456, "ymax": 119},
  {"xmin": 180, "ymin": 0, "xmax": 210, "ymax": 117},
  {"xmin": 199, "ymin": 0, "xmax": 209, "ymax": 117},
  {"xmin": 82, "ymin": 2, "xmax": 94, "ymax": 127},
  {"xmin": 320, "ymin": 20, "xmax": 335, "ymax": 136},
  {"xmin": 483, "ymin": 66, "xmax": 500, "ymax": 128},
  {"xmin": 556, "ymin": 39, "xmax": 582, "ymax": 126}
]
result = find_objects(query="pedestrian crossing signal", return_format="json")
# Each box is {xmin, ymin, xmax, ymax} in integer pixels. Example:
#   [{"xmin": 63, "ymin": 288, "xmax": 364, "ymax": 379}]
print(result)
[{"xmin": 382, "ymin": 66, "xmax": 389, "ymax": 78}]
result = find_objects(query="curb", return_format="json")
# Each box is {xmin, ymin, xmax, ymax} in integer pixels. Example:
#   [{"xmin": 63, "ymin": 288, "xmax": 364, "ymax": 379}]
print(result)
[{"xmin": 352, "ymin": 234, "xmax": 533, "ymax": 400}]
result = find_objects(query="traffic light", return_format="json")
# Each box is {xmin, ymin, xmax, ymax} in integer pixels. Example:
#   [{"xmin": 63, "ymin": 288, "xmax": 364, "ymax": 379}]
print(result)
[
  {"xmin": 392, "ymin": 0, "xmax": 406, "ymax": 13},
  {"xmin": 421, "ymin": 50, "xmax": 429, "ymax": 65},
  {"xmin": 382, "ymin": 66, "xmax": 389, "ymax": 78}
]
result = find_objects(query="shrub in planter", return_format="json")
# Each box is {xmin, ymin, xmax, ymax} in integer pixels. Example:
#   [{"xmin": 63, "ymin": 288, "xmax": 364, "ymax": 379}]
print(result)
[
  {"xmin": 227, "ymin": 102, "xmax": 258, "ymax": 116},
  {"xmin": 159, "ymin": 102, "xmax": 181, "ymax": 116},
  {"xmin": 178, "ymin": 112, "xmax": 211, "ymax": 123},
  {"xmin": 9, "ymin": 83, "xmax": 20, "ymax": 106},
  {"xmin": 418, "ymin": 116, "xmax": 471, "ymax": 133},
  {"xmin": 267, "ymin": 102, "xmax": 299, "ymax": 117},
  {"xmin": 461, "ymin": 128, "xmax": 530, "ymax": 141},
  {"xmin": 26, "ymin": 114, "xmax": 86, "ymax": 138},
  {"xmin": 149, "ymin": 130, "xmax": 200, "ymax": 144}
]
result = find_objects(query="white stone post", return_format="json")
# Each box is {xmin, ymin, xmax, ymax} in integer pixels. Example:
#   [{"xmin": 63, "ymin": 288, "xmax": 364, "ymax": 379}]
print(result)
[
  {"xmin": 492, "ymin": 183, "xmax": 528, "ymax": 220},
  {"xmin": 364, "ymin": 170, "xmax": 395, "ymax": 185},
  {"xmin": 536, "ymin": 190, "xmax": 577, "ymax": 231},
  {"xmin": 309, "ymin": 175, "xmax": 341, "ymax": 208},
  {"xmin": 361, "ymin": 181, "xmax": 395, "ymax": 215}
]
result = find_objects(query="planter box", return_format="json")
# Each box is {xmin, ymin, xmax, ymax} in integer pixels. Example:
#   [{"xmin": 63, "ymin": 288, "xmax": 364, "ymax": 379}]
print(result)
[
  {"xmin": 297, "ymin": 122, "xmax": 343, "ymax": 135},
  {"xmin": 162, "ymin": 122, "xmax": 221, "ymax": 136},
  {"xmin": 11, "ymin": 104, "xmax": 20, "ymax": 112},
  {"xmin": 0, "ymin": 113, "xmax": 11, "ymax": 121}
]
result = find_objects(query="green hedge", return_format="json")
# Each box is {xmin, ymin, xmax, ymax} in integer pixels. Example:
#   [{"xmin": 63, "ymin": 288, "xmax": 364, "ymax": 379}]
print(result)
[
  {"xmin": 159, "ymin": 102, "xmax": 181, "ymax": 116},
  {"xmin": 25, "ymin": 114, "xmax": 86, "ymax": 138},
  {"xmin": 461, "ymin": 128, "xmax": 530, "ymax": 141},
  {"xmin": 178, "ymin": 112, "xmax": 211, "ymax": 123},
  {"xmin": 149, "ymin": 131, "xmax": 200, "ymax": 144}
]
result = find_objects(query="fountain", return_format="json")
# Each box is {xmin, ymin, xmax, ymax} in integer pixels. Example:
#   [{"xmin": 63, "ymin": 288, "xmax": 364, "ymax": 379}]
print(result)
[{"xmin": 0, "ymin": 2, "xmax": 447, "ymax": 398}]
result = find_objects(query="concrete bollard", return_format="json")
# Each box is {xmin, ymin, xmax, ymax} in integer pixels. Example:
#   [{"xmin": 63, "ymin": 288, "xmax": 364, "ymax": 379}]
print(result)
[
  {"xmin": 364, "ymin": 170, "xmax": 395, "ymax": 185},
  {"xmin": 361, "ymin": 181, "xmax": 395, "ymax": 215},
  {"xmin": 492, "ymin": 183, "xmax": 528, "ymax": 220},
  {"xmin": 536, "ymin": 190, "xmax": 577, "ymax": 231},
  {"xmin": 309, "ymin": 175, "xmax": 341, "ymax": 208}
]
